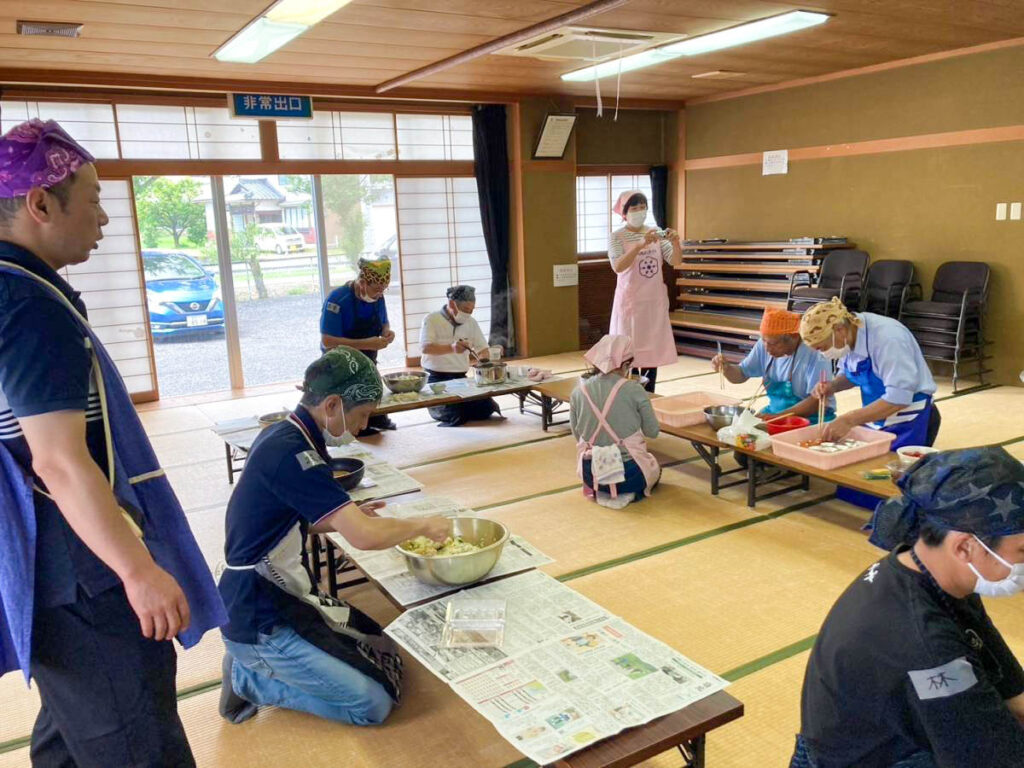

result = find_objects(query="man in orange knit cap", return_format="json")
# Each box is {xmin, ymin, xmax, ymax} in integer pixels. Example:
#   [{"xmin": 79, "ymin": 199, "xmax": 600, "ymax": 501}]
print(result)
[{"xmin": 712, "ymin": 308, "xmax": 836, "ymax": 423}]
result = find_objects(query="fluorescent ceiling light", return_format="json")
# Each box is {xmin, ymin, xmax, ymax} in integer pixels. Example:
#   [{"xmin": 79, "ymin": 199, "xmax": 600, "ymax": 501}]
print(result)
[
  {"xmin": 561, "ymin": 11, "xmax": 829, "ymax": 82},
  {"xmin": 663, "ymin": 11, "xmax": 829, "ymax": 56},
  {"xmin": 214, "ymin": 0, "xmax": 352, "ymax": 63}
]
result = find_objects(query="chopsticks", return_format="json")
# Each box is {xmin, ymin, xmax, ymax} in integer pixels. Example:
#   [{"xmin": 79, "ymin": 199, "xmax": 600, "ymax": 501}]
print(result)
[
  {"xmin": 716, "ymin": 341, "xmax": 725, "ymax": 391},
  {"xmin": 817, "ymin": 371, "xmax": 827, "ymax": 437}
]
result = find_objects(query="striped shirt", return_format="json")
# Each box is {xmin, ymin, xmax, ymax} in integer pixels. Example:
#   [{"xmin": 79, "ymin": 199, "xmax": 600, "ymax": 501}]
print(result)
[{"xmin": 608, "ymin": 226, "xmax": 674, "ymax": 267}]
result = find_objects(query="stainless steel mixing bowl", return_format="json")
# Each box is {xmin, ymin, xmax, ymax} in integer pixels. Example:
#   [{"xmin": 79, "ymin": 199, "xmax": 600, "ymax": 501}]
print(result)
[
  {"xmin": 396, "ymin": 518, "xmax": 509, "ymax": 587},
  {"xmin": 704, "ymin": 404, "xmax": 747, "ymax": 430},
  {"xmin": 382, "ymin": 371, "xmax": 427, "ymax": 394}
]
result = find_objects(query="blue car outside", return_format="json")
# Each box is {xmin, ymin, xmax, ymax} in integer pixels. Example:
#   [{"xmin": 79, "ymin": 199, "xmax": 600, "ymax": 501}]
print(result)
[{"xmin": 143, "ymin": 251, "xmax": 225, "ymax": 339}]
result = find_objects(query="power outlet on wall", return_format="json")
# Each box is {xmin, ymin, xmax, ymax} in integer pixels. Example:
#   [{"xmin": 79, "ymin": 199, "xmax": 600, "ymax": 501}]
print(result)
[
  {"xmin": 1011, "ymin": 202, "xmax": 1022, "ymax": 221},
  {"xmin": 996, "ymin": 203, "xmax": 1008, "ymax": 220}
]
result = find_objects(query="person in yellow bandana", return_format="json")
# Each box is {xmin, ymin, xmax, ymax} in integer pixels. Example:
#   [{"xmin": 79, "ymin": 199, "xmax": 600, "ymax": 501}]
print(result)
[{"xmin": 320, "ymin": 258, "xmax": 397, "ymax": 435}]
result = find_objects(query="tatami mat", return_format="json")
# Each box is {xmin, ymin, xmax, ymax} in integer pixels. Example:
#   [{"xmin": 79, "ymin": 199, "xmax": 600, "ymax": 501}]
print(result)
[{"xmin": 2, "ymin": 358, "xmax": 1020, "ymax": 767}]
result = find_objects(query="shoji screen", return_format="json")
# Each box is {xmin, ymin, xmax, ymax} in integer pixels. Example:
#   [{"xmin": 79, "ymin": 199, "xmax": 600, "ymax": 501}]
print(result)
[
  {"xmin": 395, "ymin": 177, "xmax": 491, "ymax": 360},
  {"xmin": 61, "ymin": 180, "xmax": 156, "ymax": 398}
]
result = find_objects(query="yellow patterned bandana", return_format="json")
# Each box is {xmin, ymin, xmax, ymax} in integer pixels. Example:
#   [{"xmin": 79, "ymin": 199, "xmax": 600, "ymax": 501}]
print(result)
[
  {"xmin": 358, "ymin": 258, "xmax": 391, "ymax": 288},
  {"xmin": 799, "ymin": 297, "xmax": 863, "ymax": 346}
]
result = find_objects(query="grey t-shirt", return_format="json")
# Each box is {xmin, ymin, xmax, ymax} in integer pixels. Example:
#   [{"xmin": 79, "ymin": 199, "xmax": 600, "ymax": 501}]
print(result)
[{"xmin": 570, "ymin": 373, "xmax": 660, "ymax": 459}]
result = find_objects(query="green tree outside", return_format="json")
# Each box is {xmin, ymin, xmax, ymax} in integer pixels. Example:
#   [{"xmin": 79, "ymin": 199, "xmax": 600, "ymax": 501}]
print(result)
[
  {"xmin": 231, "ymin": 222, "xmax": 269, "ymax": 300},
  {"xmin": 133, "ymin": 177, "xmax": 208, "ymax": 249}
]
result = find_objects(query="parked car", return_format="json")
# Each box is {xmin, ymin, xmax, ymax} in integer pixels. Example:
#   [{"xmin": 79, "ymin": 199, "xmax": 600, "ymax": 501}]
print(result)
[
  {"xmin": 256, "ymin": 223, "xmax": 306, "ymax": 254},
  {"xmin": 142, "ymin": 251, "xmax": 225, "ymax": 339}
]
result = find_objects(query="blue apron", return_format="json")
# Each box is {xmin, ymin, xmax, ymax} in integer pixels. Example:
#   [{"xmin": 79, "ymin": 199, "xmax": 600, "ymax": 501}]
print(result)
[
  {"xmin": 763, "ymin": 350, "xmax": 834, "ymax": 424},
  {"xmin": 838, "ymin": 322, "xmax": 934, "ymax": 509},
  {"xmin": 842, "ymin": 323, "xmax": 934, "ymax": 450}
]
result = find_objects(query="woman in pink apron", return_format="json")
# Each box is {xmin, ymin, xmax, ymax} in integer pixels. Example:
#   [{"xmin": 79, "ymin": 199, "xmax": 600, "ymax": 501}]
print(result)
[
  {"xmin": 571, "ymin": 335, "xmax": 662, "ymax": 509},
  {"xmin": 608, "ymin": 190, "xmax": 682, "ymax": 393}
]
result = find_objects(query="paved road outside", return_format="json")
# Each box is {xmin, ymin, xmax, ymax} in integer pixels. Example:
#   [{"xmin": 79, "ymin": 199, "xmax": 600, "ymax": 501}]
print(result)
[{"xmin": 152, "ymin": 294, "xmax": 408, "ymax": 398}]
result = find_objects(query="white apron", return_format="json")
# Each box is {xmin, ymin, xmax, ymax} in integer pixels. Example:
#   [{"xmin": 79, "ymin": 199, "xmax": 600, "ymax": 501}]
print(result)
[{"xmin": 609, "ymin": 231, "xmax": 677, "ymax": 369}]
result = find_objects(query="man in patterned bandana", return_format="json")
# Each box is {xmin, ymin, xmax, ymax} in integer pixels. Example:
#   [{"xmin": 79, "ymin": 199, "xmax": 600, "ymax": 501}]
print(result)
[
  {"xmin": 320, "ymin": 257, "xmax": 397, "ymax": 434},
  {"xmin": 791, "ymin": 447, "xmax": 1024, "ymax": 767},
  {"xmin": 217, "ymin": 346, "xmax": 448, "ymax": 726}
]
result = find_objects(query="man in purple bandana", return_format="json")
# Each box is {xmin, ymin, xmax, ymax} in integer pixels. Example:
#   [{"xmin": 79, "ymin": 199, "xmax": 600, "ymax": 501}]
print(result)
[{"xmin": 0, "ymin": 120, "xmax": 213, "ymax": 766}]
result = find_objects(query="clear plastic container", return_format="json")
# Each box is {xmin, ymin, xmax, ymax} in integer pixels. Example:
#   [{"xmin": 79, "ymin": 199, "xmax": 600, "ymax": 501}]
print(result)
[{"xmin": 441, "ymin": 598, "xmax": 507, "ymax": 648}]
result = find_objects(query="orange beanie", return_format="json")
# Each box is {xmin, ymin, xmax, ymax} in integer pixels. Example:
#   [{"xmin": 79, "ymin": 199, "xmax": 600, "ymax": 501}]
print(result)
[{"xmin": 759, "ymin": 308, "xmax": 801, "ymax": 336}]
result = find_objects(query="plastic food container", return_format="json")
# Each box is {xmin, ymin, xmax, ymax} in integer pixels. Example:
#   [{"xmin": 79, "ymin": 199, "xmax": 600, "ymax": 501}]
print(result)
[
  {"xmin": 896, "ymin": 445, "xmax": 939, "ymax": 467},
  {"xmin": 764, "ymin": 416, "xmax": 811, "ymax": 435},
  {"xmin": 653, "ymin": 392, "xmax": 741, "ymax": 428},
  {"xmin": 442, "ymin": 598, "xmax": 507, "ymax": 648},
  {"xmin": 770, "ymin": 425, "xmax": 896, "ymax": 470}
]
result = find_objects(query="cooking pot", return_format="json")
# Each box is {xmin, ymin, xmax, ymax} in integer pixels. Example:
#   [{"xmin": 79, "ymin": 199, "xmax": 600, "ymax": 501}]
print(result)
[{"xmin": 473, "ymin": 362, "xmax": 507, "ymax": 385}]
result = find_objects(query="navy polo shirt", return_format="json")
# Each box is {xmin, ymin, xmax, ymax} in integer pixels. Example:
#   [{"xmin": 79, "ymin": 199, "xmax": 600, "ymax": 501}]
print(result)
[
  {"xmin": 320, "ymin": 283, "xmax": 388, "ymax": 340},
  {"xmin": 218, "ymin": 405, "xmax": 352, "ymax": 644},
  {"xmin": 0, "ymin": 241, "xmax": 119, "ymax": 608}
]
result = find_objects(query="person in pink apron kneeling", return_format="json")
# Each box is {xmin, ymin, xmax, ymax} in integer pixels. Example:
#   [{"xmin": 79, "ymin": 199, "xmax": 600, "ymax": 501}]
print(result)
[
  {"xmin": 571, "ymin": 335, "xmax": 662, "ymax": 509},
  {"xmin": 608, "ymin": 190, "xmax": 682, "ymax": 393}
]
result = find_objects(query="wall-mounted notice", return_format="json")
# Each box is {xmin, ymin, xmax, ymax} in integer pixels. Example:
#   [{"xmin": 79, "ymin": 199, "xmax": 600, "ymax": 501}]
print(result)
[
  {"xmin": 762, "ymin": 149, "xmax": 789, "ymax": 176},
  {"xmin": 533, "ymin": 114, "xmax": 578, "ymax": 159},
  {"xmin": 553, "ymin": 264, "xmax": 579, "ymax": 287}
]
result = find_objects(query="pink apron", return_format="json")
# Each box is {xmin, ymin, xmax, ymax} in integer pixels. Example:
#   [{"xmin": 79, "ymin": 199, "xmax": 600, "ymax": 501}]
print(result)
[
  {"xmin": 609, "ymin": 231, "xmax": 677, "ymax": 369},
  {"xmin": 575, "ymin": 377, "xmax": 662, "ymax": 498}
]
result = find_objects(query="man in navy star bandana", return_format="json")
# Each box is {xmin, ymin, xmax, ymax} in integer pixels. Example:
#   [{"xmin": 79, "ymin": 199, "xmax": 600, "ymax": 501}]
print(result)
[{"xmin": 791, "ymin": 447, "xmax": 1024, "ymax": 767}]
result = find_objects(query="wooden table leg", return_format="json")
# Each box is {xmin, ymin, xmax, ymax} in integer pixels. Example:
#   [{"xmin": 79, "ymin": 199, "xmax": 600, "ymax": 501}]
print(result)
[
  {"xmin": 542, "ymin": 395, "xmax": 552, "ymax": 432},
  {"xmin": 747, "ymin": 457, "xmax": 758, "ymax": 508},
  {"xmin": 678, "ymin": 734, "xmax": 706, "ymax": 768},
  {"xmin": 325, "ymin": 539, "xmax": 340, "ymax": 598},
  {"xmin": 225, "ymin": 442, "xmax": 235, "ymax": 484}
]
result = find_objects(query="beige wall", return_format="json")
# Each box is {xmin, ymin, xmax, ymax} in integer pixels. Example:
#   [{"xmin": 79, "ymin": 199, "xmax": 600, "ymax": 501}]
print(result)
[
  {"xmin": 685, "ymin": 45, "xmax": 1024, "ymax": 385},
  {"xmin": 515, "ymin": 104, "xmax": 677, "ymax": 355}
]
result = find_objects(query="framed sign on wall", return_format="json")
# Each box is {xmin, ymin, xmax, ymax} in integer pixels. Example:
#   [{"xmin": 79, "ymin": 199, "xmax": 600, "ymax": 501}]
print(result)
[{"xmin": 532, "ymin": 113, "xmax": 577, "ymax": 160}]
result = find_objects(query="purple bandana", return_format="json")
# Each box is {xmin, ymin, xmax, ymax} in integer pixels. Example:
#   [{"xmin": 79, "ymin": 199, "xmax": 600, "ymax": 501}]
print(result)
[{"xmin": 0, "ymin": 119, "xmax": 95, "ymax": 199}]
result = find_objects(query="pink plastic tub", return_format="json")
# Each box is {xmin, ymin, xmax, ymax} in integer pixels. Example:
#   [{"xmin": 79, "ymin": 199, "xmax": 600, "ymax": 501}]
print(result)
[
  {"xmin": 652, "ymin": 391, "xmax": 741, "ymax": 428},
  {"xmin": 770, "ymin": 425, "xmax": 896, "ymax": 470}
]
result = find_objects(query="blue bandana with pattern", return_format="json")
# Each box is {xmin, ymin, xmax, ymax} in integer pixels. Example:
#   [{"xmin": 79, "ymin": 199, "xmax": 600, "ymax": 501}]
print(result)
[{"xmin": 866, "ymin": 446, "xmax": 1024, "ymax": 550}]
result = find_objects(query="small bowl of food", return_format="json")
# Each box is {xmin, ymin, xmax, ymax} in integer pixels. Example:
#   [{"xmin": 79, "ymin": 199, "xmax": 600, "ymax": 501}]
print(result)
[
  {"xmin": 258, "ymin": 410, "xmax": 290, "ymax": 429},
  {"xmin": 704, "ymin": 404, "xmax": 746, "ymax": 430},
  {"xmin": 382, "ymin": 371, "xmax": 427, "ymax": 394},
  {"xmin": 764, "ymin": 416, "xmax": 811, "ymax": 435},
  {"xmin": 397, "ymin": 518, "xmax": 509, "ymax": 587},
  {"xmin": 897, "ymin": 445, "xmax": 939, "ymax": 467},
  {"xmin": 429, "ymin": 382, "xmax": 447, "ymax": 394},
  {"xmin": 329, "ymin": 457, "xmax": 365, "ymax": 491}
]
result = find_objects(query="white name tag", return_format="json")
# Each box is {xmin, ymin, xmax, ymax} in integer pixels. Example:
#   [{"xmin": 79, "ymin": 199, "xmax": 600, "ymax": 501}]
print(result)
[
  {"xmin": 296, "ymin": 450, "xmax": 325, "ymax": 471},
  {"xmin": 326, "ymin": 302, "xmax": 340, "ymax": 314},
  {"xmin": 908, "ymin": 657, "xmax": 978, "ymax": 700}
]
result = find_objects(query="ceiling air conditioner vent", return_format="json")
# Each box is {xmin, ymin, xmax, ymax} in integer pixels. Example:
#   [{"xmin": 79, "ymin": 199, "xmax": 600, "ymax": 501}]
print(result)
[
  {"xmin": 17, "ymin": 20, "xmax": 83, "ymax": 38},
  {"xmin": 495, "ymin": 26, "xmax": 683, "ymax": 62}
]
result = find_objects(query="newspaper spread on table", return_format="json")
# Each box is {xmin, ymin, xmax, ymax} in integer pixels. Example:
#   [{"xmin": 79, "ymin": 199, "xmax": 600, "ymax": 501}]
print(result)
[
  {"xmin": 385, "ymin": 570, "xmax": 728, "ymax": 766},
  {"xmin": 441, "ymin": 376, "xmax": 534, "ymax": 400},
  {"xmin": 326, "ymin": 497, "xmax": 553, "ymax": 606},
  {"xmin": 348, "ymin": 461, "xmax": 423, "ymax": 502}
]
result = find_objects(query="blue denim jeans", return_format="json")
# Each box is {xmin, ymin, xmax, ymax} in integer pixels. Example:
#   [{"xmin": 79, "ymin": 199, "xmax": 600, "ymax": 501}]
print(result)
[{"xmin": 223, "ymin": 625, "xmax": 393, "ymax": 726}]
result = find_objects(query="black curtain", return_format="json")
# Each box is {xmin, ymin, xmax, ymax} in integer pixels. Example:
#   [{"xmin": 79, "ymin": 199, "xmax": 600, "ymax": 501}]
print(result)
[
  {"xmin": 649, "ymin": 165, "xmax": 669, "ymax": 229},
  {"xmin": 471, "ymin": 105, "xmax": 512, "ymax": 353}
]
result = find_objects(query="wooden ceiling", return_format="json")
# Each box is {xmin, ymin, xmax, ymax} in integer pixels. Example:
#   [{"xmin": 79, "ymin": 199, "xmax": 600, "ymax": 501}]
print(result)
[{"xmin": 1, "ymin": 0, "xmax": 1023, "ymax": 103}]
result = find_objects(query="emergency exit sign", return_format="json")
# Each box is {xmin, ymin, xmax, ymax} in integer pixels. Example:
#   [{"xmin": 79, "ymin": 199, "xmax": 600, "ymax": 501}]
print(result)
[{"xmin": 228, "ymin": 93, "xmax": 313, "ymax": 120}]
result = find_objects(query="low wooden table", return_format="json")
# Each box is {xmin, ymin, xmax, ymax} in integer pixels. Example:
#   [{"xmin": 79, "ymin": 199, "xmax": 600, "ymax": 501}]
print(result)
[
  {"xmin": 526, "ymin": 377, "xmax": 579, "ymax": 431},
  {"xmin": 661, "ymin": 421, "xmax": 901, "ymax": 507},
  {"xmin": 554, "ymin": 690, "xmax": 743, "ymax": 768}
]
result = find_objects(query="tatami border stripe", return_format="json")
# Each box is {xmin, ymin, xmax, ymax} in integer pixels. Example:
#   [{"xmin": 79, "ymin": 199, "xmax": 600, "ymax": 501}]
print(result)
[
  {"xmin": 399, "ymin": 432, "xmax": 570, "ymax": 470},
  {"xmin": 556, "ymin": 492, "xmax": 835, "ymax": 583},
  {"xmin": 721, "ymin": 634, "xmax": 818, "ymax": 682},
  {"xmin": 933, "ymin": 383, "xmax": 997, "ymax": 403}
]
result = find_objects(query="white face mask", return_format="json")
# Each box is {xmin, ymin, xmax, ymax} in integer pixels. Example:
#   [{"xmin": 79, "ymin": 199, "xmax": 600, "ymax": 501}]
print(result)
[
  {"xmin": 819, "ymin": 332, "xmax": 850, "ymax": 362},
  {"xmin": 323, "ymin": 407, "xmax": 356, "ymax": 447},
  {"xmin": 454, "ymin": 310, "xmax": 472, "ymax": 324},
  {"xmin": 969, "ymin": 536, "xmax": 1024, "ymax": 598},
  {"xmin": 626, "ymin": 210, "xmax": 647, "ymax": 228}
]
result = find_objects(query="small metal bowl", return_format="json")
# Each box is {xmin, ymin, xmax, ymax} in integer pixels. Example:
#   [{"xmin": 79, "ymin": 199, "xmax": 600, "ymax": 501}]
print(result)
[
  {"xmin": 258, "ymin": 410, "xmax": 290, "ymax": 429},
  {"xmin": 382, "ymin": 371, "xmax": 427, "ymax": 394},
  {"xmin": 396, "ymin": 517, "xmax": 509, "ymax": 587},
  {"xmin": 330, "ymin": 457, "xmax": 365, "ymax": 491},
  {"xmin": 704, "ymin": 404, "xmax": 747, "ymax": 430}
]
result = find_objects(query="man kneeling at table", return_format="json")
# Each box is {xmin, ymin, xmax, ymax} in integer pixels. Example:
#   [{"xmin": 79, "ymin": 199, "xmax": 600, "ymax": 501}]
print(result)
[
  {"xmin": 419, "ymin": 284, "xmax": 501, "ymax": 427},
  {"xmin": 791, "ymin": 447, "xmax": 1024, "ymax": 768},
  {"xmin": 571, "ymin": 334, "xmax": 661, "ymax": 509},
  {"xmin": 217, "ymin": 347, "xmax": 449, "ymax": 726},
  {"xmin": 712, "ymin": 308, "xmax": 836, "ymax": 423}
]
